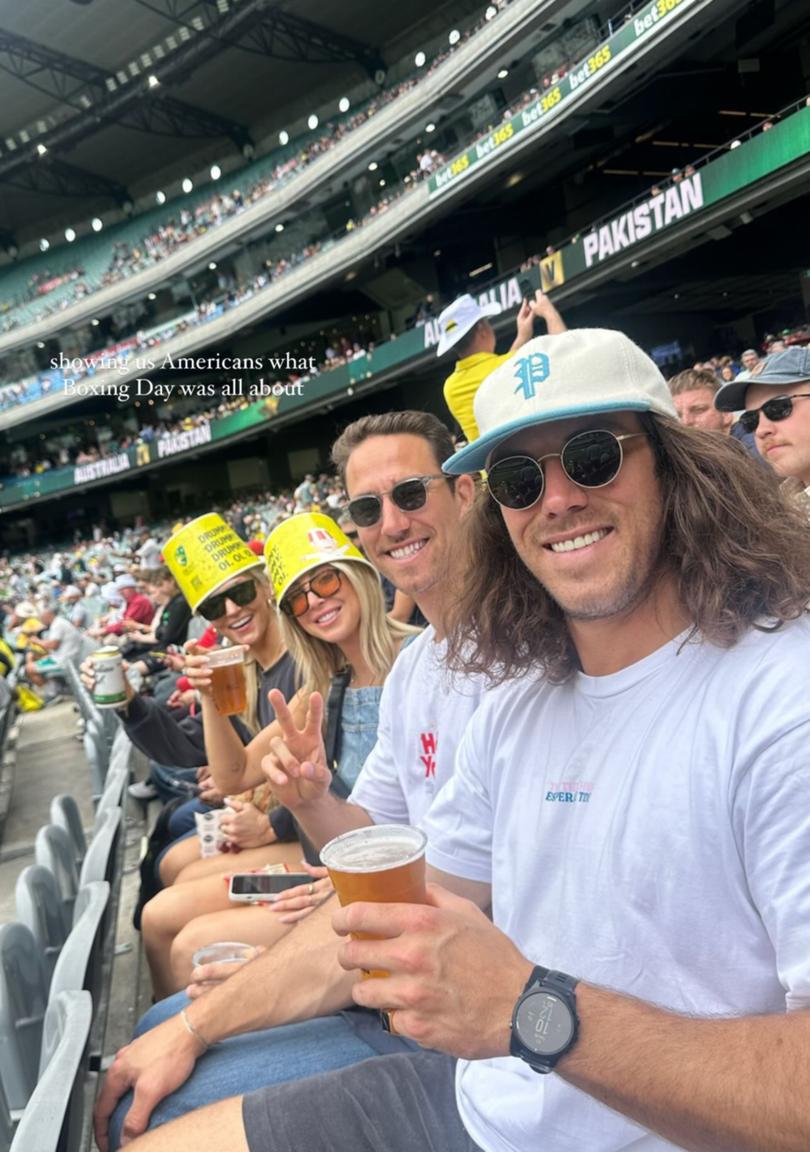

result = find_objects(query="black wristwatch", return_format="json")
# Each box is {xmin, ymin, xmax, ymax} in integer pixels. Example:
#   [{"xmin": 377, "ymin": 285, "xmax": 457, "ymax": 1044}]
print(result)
[{"xmin": 510, "ymin": 965, "xmax": 579, "ymax": 1074}]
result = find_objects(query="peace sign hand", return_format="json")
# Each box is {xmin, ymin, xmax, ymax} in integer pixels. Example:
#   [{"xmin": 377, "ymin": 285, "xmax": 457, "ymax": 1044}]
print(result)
[{"xmin": 261, "ymin": 689, "xmax": 332, "ymax": 810}]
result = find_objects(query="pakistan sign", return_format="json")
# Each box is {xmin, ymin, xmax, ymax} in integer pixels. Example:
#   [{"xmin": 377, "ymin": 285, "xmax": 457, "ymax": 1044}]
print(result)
[
  {"xmin": 539, "ymin": 106, "xmax": 810, "ymax": 290},
  {"xmin": 429, "ymin": 0, "xmax": 700, "ymax": 197}
]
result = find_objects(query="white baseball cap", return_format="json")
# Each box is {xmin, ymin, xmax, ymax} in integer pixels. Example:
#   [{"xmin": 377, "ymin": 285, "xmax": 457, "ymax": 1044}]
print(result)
[
  {"xmin": 435, "ymin": 293, "xmax": 502, "ymax": 357},
  {"xmin": 443, "ymin": 329, "xmax": 677, "ymax": 474},
  {"xmin": 114, "ymin": 573, "xmax": 137, "ymax": 589}
]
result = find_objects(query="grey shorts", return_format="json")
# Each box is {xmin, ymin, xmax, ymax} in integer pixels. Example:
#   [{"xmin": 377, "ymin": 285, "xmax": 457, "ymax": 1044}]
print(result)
[{"xmin": 242, "ymin": 1049, "xmax": 482, "ymax": 1152}]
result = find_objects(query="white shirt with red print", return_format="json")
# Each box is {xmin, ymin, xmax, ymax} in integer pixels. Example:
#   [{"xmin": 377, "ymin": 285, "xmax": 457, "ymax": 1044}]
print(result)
[{"xmin": 349, "ymin": 626, "xmax": 487, "ymax": 828}]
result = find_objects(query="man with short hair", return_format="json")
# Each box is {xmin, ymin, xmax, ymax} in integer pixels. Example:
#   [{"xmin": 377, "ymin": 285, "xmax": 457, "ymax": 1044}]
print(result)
[
  {"xmin": 667, "ymin": 367, "xmax": 733, "ymax": 432},
  {"xmin": 715, "ymin": 345, "xmax": 810, "ymax": 498},
  {"xmin": 122, "ymin": 330, "xmax": 810, "ymax": 1152},
  {"xmin": 438, "ymin": 289, "xmax": 565, "ymax": 442},
  {"xmin": 740, "ymin": 347, "xmax": 760, "ymax": 374},
  {"xmin": 95, "ymin": 411, "xmax": 483, "ymax": 1150},
  {"xmin": 60, "ymin": 584, "xmax": 89, "ymax": 630}
]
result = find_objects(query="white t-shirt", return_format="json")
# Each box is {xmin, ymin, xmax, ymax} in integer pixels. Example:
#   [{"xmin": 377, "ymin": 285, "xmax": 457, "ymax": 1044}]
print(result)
[
  {"xmin": 350, "ymin": 626, "xmax": 487, "ymax": 828},
  {"xmin": 46, "ymin": 615, "xmax": 83, "ymax": 669},
  {"xmin": 137, "ymin": 539, "xmax": 162, "ymax": 569},
  {"xmin": 423, "ymin": 619, "xmax": 810, "ymax": 1152}
]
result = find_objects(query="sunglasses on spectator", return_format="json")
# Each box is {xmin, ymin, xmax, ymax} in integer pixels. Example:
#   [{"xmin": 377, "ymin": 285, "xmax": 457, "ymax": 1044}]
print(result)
[
  {"xmin": 281, "ymin": 566, "xmax": 343, "ymax": 618},
  {"xmin": 738, "ymin": 393, "xmax": 810, "ymax": 434},
  {"xmin": 198, "ymin": 578, "xmax": 258, "ymax": 621},
  {"xmin": 346, "ymin": 475, "xmax": 445, "ymax": 527},
  {"xmin": 487, "ymin": 430, "xmax": 645, "ymax": 511}
]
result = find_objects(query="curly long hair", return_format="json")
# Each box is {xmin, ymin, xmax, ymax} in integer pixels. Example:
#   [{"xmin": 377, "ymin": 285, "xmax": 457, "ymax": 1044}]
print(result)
[{"xmin": 447, "ymin": 413, "xmax": 810, "ymax": 684}]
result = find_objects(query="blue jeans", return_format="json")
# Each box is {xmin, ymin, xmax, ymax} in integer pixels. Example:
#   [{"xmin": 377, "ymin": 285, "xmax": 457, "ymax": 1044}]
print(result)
[
  {"xmin": 149, "ymin": 762, "xmax": 200, "ymax": 804},
  {"xmin": 108, "ymin": 995, "xmax": 380, "ymax": 1149}
]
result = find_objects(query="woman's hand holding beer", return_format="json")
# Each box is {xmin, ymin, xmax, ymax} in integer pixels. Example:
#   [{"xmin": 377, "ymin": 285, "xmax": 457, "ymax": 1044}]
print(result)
[
  {"xmin": 79, "ymin": 657, "xmax": 96, "ymax": 693},
  {"xmin": 262, "ymin": 690, "xmax": 332, "ymax": 810},
  {"xmin": 333, "ymin": 884, "xmax": 534, "ymax": 1061},
  {"xmin": 182, "ymin": 642, "xmax": 214, "ymax": 696}
]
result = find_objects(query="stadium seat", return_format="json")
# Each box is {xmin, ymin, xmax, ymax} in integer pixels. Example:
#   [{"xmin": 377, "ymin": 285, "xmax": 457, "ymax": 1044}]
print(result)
[
  {"xmin": 95, "ymin": 768, "xmax": 128, "ymax": 819},
  {"xmin": 0, "ymin": 922, "xmax": 47, "ymax": 1112},
  {"xmin": 9, "ymin": 990, "xmax": 92, "ymax": 1152},
  {"xmin": 49, "ymin": 881, "xmax": 109, "ymax": 1007},
  {"xmin": 83, "ymin": 720, "xmax": 110, "ymax": 797},
  {"xmin": 108, "ymin": 725, "xmax": 131, "ymax": 772},
  {"xmin": 79, "ymin": 806, "xmax": 122, "ymax": 887},
  {"xmin": 35, "ymin": 824, "xmax": 79, "ymax": 926},
  {"xmin": 15, "ymin": 864, "xmax": 69, "ymax": 987},
  {"xmin": 0, "ymin": 1079, "xmax": 12, "ymax": 1152},
  {"xmin": 50, "ymin": 794, "xmax": 87, "ymax": 867}
]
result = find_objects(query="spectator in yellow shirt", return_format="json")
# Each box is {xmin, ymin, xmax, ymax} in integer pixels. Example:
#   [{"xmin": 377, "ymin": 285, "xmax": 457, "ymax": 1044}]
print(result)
[{"xmin": 438, "ymin": 289, "xmax": 566, "ymax": 442}]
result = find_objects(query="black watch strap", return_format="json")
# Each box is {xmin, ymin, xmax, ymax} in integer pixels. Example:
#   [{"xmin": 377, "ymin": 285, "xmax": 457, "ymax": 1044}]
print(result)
[{"xmin": 510, "ymin": 966, "xmax": 579, "ymax": 1074}]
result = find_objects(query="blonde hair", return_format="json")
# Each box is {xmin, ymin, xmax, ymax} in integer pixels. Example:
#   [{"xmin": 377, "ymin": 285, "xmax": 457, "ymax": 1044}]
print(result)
[{"xmin": 279, "ymin": 560, "xmax": 418, "ymax": 698}]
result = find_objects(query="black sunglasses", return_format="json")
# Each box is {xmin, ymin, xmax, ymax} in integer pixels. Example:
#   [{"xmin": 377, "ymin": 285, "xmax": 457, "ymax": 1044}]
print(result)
[
  {"xmin": 487, "ymin": 430, "xmax": 645, "ymax": 511},
  {"xmin": 346, "ymin": 475, "xmax": 445, "ymax": 528},
  {"xmin": 281, "ymin": 567, "xmax": 343, "ymax": 618},
  {"xmin": 738, "ymin": 393, "xmax": 810, "ymax": 434},
  {"xmin": 197, "ymin": 577, "xmax": 258, "ymax": 621}
]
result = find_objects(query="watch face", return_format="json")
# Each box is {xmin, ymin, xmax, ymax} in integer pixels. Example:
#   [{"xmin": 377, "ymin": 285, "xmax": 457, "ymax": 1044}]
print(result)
[{"xmin": 515, "ymin": 991, "xmax": 575, "ymax": 1057}]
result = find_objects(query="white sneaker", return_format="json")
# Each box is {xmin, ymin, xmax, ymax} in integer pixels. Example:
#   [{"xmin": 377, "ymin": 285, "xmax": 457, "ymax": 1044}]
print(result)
[{"xmin": 128, "ymin": 780, "xmax": 159, "ymax": 801}]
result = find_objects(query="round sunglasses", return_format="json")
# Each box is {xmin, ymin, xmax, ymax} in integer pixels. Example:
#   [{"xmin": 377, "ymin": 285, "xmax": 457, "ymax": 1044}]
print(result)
[
  {"xmin": 346, "ymin": 475, "xmax": 445, "ymax": 528},
  {"xmin": 738, "ymin": 393, "xmax": 810, "ymax": 435},
  {"xmin": 197, "ymin": 577, "xmax": 258, "ymax": 621},
  {"xmin": 281, "ymin": 566, "xmax": 343, "ymax": 618},
  {"xmin": 487, "ymin": 429, "xmax": 645, "ymax": 511}
]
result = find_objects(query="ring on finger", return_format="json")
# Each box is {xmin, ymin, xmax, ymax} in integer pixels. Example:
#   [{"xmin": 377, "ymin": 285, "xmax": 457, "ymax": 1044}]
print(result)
[{"xmin": 307, "ymin": 883, "xmax": 315, "ymax": 895}]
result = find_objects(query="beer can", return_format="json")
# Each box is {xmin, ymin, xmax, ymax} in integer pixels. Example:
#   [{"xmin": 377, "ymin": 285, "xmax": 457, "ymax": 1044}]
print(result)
[{"xmin": 92, "ymin": 647, "xmax": 127, "ymax": 708}]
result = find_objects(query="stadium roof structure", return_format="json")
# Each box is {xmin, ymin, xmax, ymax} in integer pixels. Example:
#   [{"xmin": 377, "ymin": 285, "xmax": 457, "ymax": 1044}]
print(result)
[{"xmin": 0, "ymin": 0, "xmax": 482, "ymax": 246}]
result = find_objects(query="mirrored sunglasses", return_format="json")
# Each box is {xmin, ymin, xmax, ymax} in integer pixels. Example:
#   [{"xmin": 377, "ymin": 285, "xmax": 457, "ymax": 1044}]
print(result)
[
  {"xmin": 346, "ymin": 475, "xmax": 445, "ymax": 528},
  {"xmin": 487, "ymin": 430, "xmax": 645, "ymax": 511}
]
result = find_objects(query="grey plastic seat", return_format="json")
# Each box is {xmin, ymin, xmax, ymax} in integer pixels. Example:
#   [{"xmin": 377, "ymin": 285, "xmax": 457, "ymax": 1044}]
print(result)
[
  {"xmin": 49, "ymin": 881, "xmax": 109, "ymax": 1006},
  {"xmin": 10, "ymin": 990, "xmax": 92, "ymax": 1152},
  {"xmin": 95, "ymin": 768, "xmax": 127, "ymax": 821},
  {"xmin": 0, "ymin": 923, "xmax": 47, "ymax": 1112},
  {"xmin": 83, "ymin": 720, "xmax": 109, "ymax": 797},
  {"xmin": 35, "ymin": 825, "xmax": 80, "ymax": 926},
  {"xmin": 0, "ymin": 1078, "xmax": 12, "ymax": 1152},
  {"xmin": 15, "ymin": 865, "xmax": 69, "ymax": 987},
  {"xmin": 109, "ymin": 725, "xmax": 131, "ymax": 768},
  {"xmin": 79, "ymin": 806, "xmax": 122, "ymax": 887},
  {"xmin": 50, "ymin": 795, "xmax": 87, "ymax": 867}
]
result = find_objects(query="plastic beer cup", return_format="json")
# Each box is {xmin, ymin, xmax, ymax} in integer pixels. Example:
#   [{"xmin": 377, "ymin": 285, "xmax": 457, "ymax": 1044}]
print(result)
[
  {"xmin": 207, "ymin": 646, "xmax": 247, "ymax": 716},
  {"xmin": 321, "ymin": 824, "xmax": 428, "ymax": 980}
]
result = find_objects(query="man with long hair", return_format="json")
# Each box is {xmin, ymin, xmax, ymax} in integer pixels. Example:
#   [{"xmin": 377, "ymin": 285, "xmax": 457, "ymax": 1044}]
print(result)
[{"xmin": 317, "ymin": 329, "xmax": 809, "ymax": 1152}]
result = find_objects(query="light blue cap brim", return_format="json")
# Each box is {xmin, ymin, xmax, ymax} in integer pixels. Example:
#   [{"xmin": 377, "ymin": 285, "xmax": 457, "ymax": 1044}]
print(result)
[{"xmin": 443, "ymin": 399, "xmax": 652, "ymax": 474}]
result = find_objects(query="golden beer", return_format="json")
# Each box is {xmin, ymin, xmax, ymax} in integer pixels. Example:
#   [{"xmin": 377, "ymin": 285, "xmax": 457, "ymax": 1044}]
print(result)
[
  {"xmin": 208, "ymin": 646, "xmax": 247, "ymax": 716},
  {"xmin": 321, "ymin": 825, "xmax": 428, "ymax": 979}
]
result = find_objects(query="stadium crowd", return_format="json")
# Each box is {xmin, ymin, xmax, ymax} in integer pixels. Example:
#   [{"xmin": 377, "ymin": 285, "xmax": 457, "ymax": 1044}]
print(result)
[{"xmin": 2, "ymin": 327, "xmax": 809, "ymax": 1152}]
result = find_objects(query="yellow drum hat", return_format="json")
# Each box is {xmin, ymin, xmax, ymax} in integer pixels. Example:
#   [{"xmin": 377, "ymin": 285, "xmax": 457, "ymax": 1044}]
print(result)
[
  {"xmin": 265, "ymin": 513, "xmax": 374, "ymax": 606},
  {"xmin": 164, "ymin": 513, "xmax": 265, "ymax": 612}
]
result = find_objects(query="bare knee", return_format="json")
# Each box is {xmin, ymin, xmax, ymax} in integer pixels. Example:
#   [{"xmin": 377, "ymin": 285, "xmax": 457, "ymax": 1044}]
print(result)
[{"xmin": 141, "ymin": 887, "xmax": 185, "ymax": 947}]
